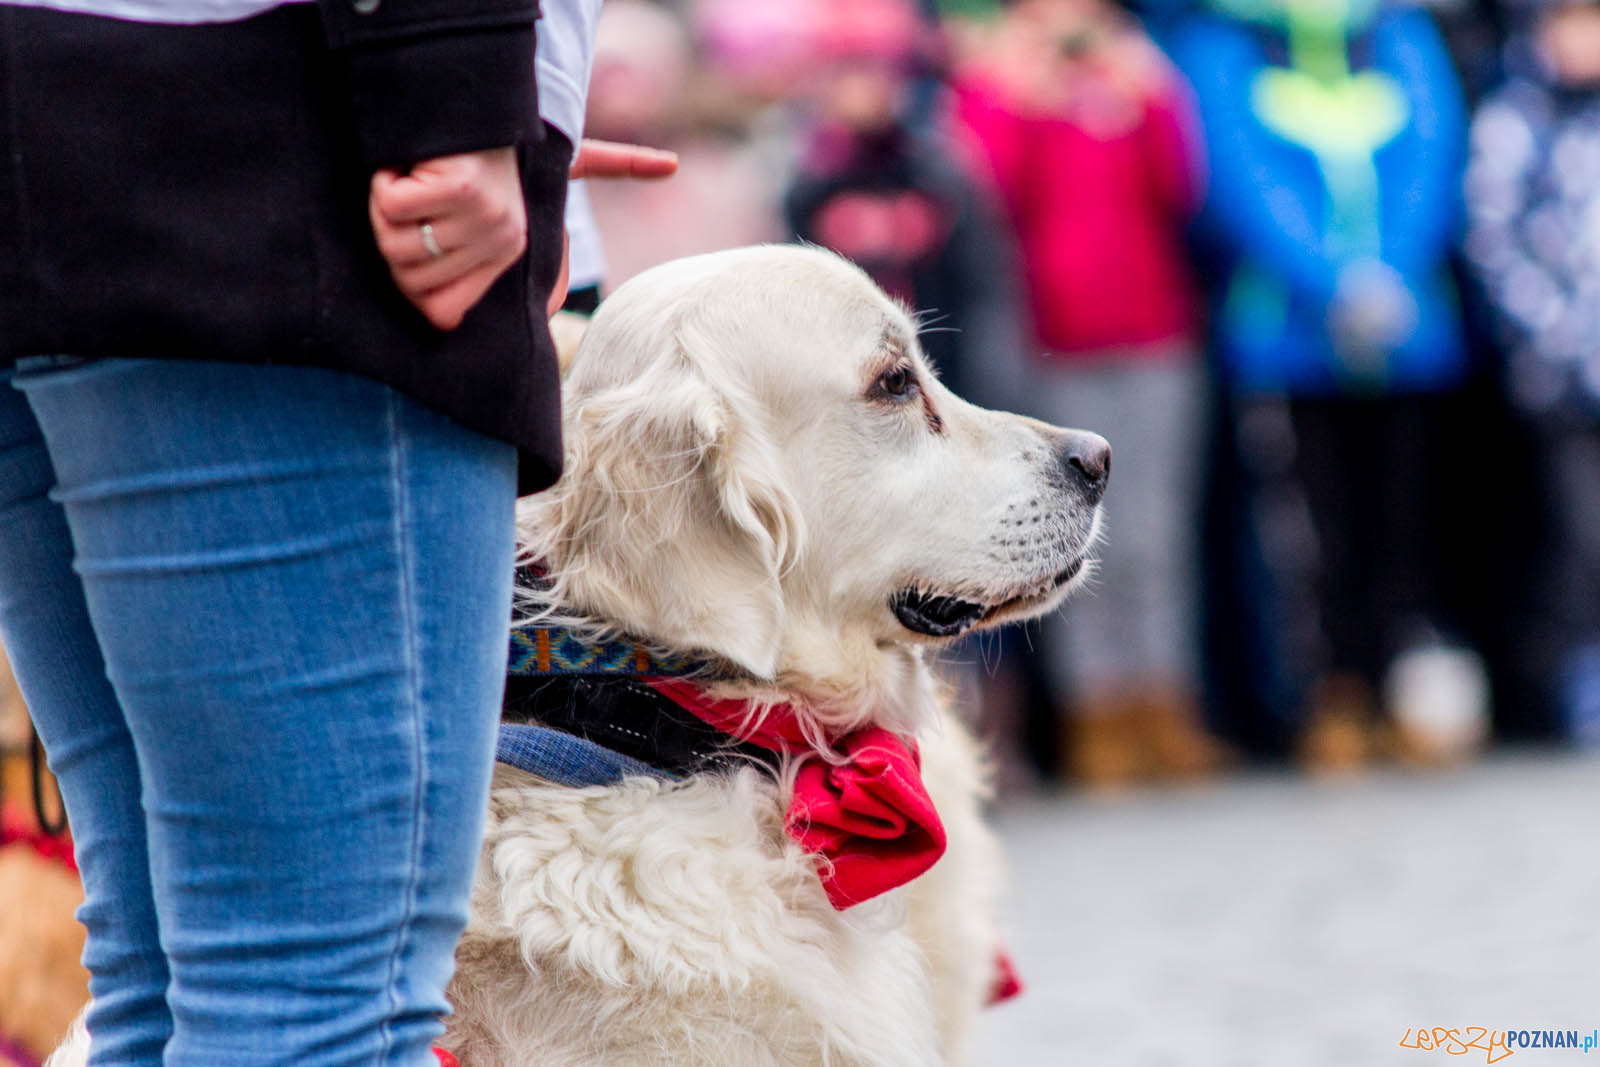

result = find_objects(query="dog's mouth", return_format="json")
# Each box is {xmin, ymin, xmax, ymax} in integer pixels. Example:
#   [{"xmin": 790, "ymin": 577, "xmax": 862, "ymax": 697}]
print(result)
[{"xmin": 891, "ymin": 558, "xmax": 1084, "ymax": 638}]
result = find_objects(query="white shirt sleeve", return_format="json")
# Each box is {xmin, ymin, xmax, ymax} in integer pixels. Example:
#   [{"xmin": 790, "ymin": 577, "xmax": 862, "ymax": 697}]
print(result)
[
  {"xmin": 534, "ymin": 0, "xmax": 603, "ymax": 145},
  {"xmin": 563, "ymin": 179, "xmax": 608, "ymax": 290}
]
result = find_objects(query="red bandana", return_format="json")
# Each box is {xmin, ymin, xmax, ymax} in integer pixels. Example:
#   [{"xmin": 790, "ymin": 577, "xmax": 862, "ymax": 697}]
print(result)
[{"xmin": 643, "ymin": 678, "xmax": 948, "ymax": 909}]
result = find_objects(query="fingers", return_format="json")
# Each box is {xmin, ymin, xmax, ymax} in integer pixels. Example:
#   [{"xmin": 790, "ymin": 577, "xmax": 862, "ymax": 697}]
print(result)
[
  {"xmin": 368, "ymin": 142, "xmax": 675, "ymax": 332},
  {"xmin": 373, "ymin": 218, "xmax": 525, "ymax": 331},
  {"xmin": 368, "ymin": 147, "xmax": 527, "ymax": 331},
  {"xmin": 369, "ymin": 207, "xmax": 522, "ymax": 274},
  {"xmin": 369, "ymin": 212, "xmax": 455, "ymax": 270},
  {"xmin": 569, "ymin": 140, "xmax": 679, "ymax": 181},
  {"xmin": 371, "ymin": 152, "xmax": 501, "ymax": 224},
  {"xmin": 378, "ymin": 225, "xmax": 510, "ymax": 297},
  {"xmin": 405, "ymin": 260, "xmax": 519, "ymax": 332}
]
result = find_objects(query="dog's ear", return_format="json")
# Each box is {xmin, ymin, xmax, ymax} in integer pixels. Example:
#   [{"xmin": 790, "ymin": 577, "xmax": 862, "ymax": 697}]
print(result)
[{"xmin": 521, "ymin": 330, "xmax": 803, "ymax": 680}]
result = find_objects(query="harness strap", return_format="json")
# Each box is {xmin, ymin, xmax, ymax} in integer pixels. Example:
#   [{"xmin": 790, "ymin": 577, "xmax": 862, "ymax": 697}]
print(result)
[
  {"xmin": 501, "ymin": 674, "xmax": 781, "ymax": 781},
  {"xmin": 496, "ymin": 721, "xmax": 674, "ymax": 788}
]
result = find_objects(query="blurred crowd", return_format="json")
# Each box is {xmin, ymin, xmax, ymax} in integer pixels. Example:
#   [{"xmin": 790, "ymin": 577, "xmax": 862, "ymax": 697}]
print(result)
[{"xmin": 575, "ymin": 0, "xmax": 1600, "ymax": 788}]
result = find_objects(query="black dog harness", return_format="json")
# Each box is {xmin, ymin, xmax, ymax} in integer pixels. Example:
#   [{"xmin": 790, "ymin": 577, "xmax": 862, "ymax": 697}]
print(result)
[{"xmin": 499, "ymin": 626, "xmax": 780, "ymax": 785}]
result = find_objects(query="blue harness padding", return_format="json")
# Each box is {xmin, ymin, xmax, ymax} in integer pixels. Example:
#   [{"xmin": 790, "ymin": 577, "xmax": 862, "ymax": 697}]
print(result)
[{"xmin": 495, "ymin": 721, "xmax": 679, "ymax": 788}]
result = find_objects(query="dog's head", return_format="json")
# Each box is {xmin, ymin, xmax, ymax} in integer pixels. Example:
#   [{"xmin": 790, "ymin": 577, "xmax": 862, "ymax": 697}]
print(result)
[{"xmin": 521, "ymin": 246, "xmax": 1107, "ymax": 701}]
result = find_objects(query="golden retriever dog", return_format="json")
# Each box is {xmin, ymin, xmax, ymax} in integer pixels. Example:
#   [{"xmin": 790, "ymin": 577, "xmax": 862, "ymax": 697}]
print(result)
[
  {"xmin": 49, "ymin": 245, "xmax": 1108, "ymax": 1067},
  {"xmin": 441, "ymin": 246, "xmax": 1108, "ymax": 1066}
]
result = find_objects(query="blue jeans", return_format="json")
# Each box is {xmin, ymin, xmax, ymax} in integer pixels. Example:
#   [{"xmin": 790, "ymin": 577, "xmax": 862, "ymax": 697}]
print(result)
[{"xmin": 0, "ymin": 358, "xmax": 517, "ymax": 1066}]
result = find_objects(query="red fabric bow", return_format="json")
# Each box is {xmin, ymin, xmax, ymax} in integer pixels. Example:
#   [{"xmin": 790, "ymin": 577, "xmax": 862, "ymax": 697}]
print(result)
[{"xmin": 644, "ymin": 678, "xmax": 947, "ymax": 909}]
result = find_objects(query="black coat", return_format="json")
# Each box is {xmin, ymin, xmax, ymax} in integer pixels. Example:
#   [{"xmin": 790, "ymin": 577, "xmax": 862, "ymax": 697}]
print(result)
[{"xmin": 0, "ymin": 0, "xmax": 568, "ymax": 494}]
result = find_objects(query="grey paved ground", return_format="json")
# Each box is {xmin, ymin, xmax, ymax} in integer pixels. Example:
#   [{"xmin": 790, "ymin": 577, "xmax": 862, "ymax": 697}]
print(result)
[{"xmin": 974, "ymin": 753, "xmax": 1600, "ymax": 1066}]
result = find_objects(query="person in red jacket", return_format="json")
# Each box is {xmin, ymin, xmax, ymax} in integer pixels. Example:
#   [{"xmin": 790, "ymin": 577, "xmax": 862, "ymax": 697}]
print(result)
[{"xmin": 954, "ymin": 0, "xmax": 1223, "ymax": 786}]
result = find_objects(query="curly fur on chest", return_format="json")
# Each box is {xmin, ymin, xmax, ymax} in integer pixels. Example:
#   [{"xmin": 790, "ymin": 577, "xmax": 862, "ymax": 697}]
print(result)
[{"xmin": 440, "ymin": 765, "xmax": 942, "ymax": 1067}]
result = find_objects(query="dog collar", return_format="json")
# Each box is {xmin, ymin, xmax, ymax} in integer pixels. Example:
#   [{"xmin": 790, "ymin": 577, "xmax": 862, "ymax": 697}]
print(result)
[{"xmin": 502, "ymin": 625, "xmax": 948, "ymax": 909}]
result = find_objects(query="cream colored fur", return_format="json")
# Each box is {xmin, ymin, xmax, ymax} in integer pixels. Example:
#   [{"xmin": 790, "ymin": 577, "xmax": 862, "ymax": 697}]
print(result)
[
  {"xmin": 446, "ymin": 246, "xmax": 1105, "ymax": 1065},
  {"xmin": 51, "ymin": 246, "xmax": 1105, "ymax": 1066}
]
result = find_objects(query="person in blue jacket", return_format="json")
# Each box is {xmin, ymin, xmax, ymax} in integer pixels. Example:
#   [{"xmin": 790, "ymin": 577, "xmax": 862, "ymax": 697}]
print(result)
[
  {"xmin": 1169, "ymin": 0, "xmax": 1487, "ymax": 766},
  {"xmin": 1171, "ymin": 0, "xmax": 1468, "ymax": 392}
]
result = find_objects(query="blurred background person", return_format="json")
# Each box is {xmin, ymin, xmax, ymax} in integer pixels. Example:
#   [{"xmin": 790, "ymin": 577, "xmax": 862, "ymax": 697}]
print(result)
[
  {"xmin": 951, "ymin": 0, "xmax": 1225, "ymax": 787},
  {"xmin": 784, "ymin": 0, "xmax": 1027, "ymax": 410},
  {"xmin": 1464, "ymin": 0, "xmax": 1600, "ymax": 748},
  {"xmin": 1169, "ymin": 0, "xmax": 1491, "ymax": 771},
  {"xmin": 780, "ymin": 0, "xmax": 1049, "ymax": 788},
  {"xmin": 582, "ymin": 0, "xmax": 785, "ymax": 290}
]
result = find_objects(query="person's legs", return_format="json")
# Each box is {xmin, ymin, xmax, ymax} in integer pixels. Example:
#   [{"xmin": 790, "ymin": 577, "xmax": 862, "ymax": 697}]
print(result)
[
  {"xmin": 1116, "ymin": 359, "xmax": 1208, "ymax": 692},
  {"xmin": 1289, "ymin": 394, "xmax": 1381, "ymax": 681},
  {"xmin": 1371, "ymin": 394, "xmax": 1444, "ymax": 660},
  {"xmin": 1037, "ymin": 355, "xmax": 1207, "ymax": 698},
  {"xmin": 1536, "ymin": 423, "xmax": 1600, "ymax": 742},
  {"xmin": 1035, "ymin": 353, "xmax": 1218, "ymax": 783},
  {"xmin": 1539, "ymin": 424, "xmax": 1600, "ymax": 641},
  {"xmin": 0, "ymin": 370, "xmax": 174, "ymax": 1065},
  {"xmin": 17, "ymin": 358, "xmax": 517, "ymax": 1066}
]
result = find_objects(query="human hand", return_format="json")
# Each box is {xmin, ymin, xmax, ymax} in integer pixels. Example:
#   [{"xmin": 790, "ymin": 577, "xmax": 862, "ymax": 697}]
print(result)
[
  {"xmin": 545, "ymin": 140, "xmax": 679, "ymax": 316},
  {"xmin": 569, "ymin": 139, "xmax": 678, "ymax": 182},
  {"xmin": 369, "ymin": 147, "xmax": 528, "ymax": 331}
]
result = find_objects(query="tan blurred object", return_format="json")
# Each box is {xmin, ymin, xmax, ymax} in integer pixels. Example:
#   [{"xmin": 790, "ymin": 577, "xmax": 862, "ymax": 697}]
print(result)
[
  {"xmin": 1066, "ymin": 688, "xmax": 1227, "ymax": 789},
  {"xmin": 1065, "ymin": 704, "xmax": 1145, "ymax": 789},
  {"xmin": 1129, "ymin": 692, "xmax": 1230, "ymax": 782},
  {"xmin": 1296, "ymin": 673, "xmax": 1378, "ymax": 774},
  {"xmin": 0, "ymin": 645, "xmax": 23, "ymax": 740},
  {"xmin": 1, "ymin": 647, "xmax": 30, "ymax": 828},
  {"xmin": 0, "ymin": 846, "xmax": 89, "ymax": 1063},
  {"xmin": 549, "ymin": 310, "xmax": 590, "ymax": 376}
]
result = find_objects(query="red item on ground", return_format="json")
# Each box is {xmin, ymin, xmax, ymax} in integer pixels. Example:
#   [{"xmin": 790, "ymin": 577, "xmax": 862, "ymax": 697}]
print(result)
[
  {"xmin": 643, "ymin": 678, "xmax": 948, "ymax": 909},
  {"xmin": 432, "ymin": 1048, "xmax": 458, "ymax": 1067},
  {"xmin": 988, "ymin": 947, "xmax": 1024, "ymax": 1005}
]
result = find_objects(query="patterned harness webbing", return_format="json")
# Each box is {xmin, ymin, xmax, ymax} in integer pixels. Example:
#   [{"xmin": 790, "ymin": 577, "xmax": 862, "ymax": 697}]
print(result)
[
  {"xmin": 499, "ymin": 625, "xmax": 780, "ymax": 786},
  {"xmin": 507, "ymin": 626, "xmax": 700, "ymax": 678}
]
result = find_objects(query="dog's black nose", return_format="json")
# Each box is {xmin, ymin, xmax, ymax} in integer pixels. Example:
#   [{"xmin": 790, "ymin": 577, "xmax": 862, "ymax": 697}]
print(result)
[{"xmin": 1057, "ymin": 431, "xmax": 1111, "ymax": 504}]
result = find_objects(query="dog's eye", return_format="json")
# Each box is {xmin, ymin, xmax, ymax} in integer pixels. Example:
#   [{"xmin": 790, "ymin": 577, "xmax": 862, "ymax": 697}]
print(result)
[{"xmin": 875, "ymin": 364, "xmax": 917, "ymax": 400}]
